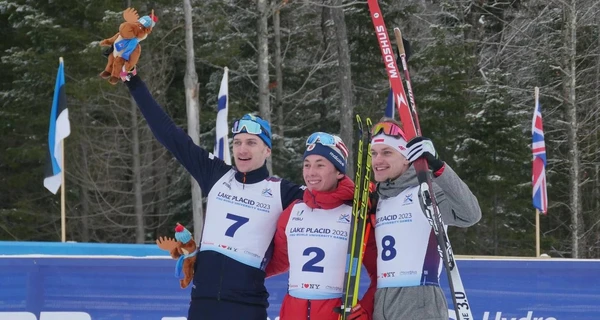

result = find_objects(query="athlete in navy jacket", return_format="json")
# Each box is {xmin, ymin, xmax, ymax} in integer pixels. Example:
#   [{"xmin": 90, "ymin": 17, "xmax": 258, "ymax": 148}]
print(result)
[{"xmin": 125, "ymin": 74, "xmax": 304, "ymax": 320}]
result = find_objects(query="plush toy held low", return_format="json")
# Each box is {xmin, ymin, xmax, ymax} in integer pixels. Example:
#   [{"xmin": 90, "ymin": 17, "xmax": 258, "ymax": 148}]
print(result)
[
  {"xmin": 99, "ymin": 8, "xmax": 157, "ymax": 85},
  {"xmin": 156, "ymin": 223, "xmax": 197, "ymax": 289}
]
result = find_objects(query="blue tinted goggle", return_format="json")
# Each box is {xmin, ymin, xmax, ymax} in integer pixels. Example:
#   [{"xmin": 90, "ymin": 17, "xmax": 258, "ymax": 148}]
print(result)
[
  {"xmin": 306, "ymin": 132, "xmax": 336, "ymax": 146},
  {"xmin": 232, "ymin": 119, "xmax": 268, "ymax": 136}
]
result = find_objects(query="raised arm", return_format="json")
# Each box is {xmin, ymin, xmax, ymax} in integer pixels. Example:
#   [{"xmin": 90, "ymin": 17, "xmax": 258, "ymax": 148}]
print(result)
[
  {"xmin": 125, "ymin": 75, "xmax": 231, "ymax": 193},
  {"xmin": 431, "ymin": 164, "xmax": 482, "ymax": 227}
]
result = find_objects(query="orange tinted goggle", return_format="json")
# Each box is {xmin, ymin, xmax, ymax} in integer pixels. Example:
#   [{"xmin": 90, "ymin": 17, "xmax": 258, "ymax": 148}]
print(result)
[{"xmin": 371, "ymin": 122, "xmax": 407, "ymax": 140}]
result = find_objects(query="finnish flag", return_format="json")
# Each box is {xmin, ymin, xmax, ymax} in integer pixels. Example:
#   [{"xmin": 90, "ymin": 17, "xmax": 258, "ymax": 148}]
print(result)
[
  {"xmin": 44, "ymin": 58, "xmax": 70, "ymax": 194},
  {"xmin": 214, "ymin": 67, "xmax": 231, "ymax": 165}
]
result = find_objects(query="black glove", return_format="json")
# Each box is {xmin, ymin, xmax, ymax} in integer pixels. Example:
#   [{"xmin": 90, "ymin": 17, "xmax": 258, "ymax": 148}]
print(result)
[{"xmin": 406, "ymin": 137, "xmax": 444, "ymax": 174}]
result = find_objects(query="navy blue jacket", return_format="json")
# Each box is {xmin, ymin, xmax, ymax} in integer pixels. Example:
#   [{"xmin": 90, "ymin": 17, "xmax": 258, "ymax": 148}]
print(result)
[{"xmin": 126, "ymin": 76, "xmax": 304, "ymax": 307}]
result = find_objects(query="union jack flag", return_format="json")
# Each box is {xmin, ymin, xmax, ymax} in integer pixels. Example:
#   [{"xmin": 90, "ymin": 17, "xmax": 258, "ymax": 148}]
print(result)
[{"xmin": 532, "ymin": 94, "xmax": 547, "ymax": 214}]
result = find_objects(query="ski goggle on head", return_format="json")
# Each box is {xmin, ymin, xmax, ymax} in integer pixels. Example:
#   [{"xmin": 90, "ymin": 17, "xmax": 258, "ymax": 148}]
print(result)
[
  {"xmin": 305, "ymin": 132, "xmax": 338, "ymax": 147},
  {"xmin": 231, "ymin": 119, "xmax": 271, "ymax": 138},
  {"xmin": 371, "ymin": 122, "xmax": 407, "ymax": 140},
  {"xmin": 305, "ymin": 132, "xmax": 350, "ymax": 163}
]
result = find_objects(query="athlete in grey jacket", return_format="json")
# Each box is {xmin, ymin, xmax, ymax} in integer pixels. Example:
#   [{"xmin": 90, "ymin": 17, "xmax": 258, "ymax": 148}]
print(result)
[{"xmin": 368, "ymin": 118, "xmax": 481, "ymax": 320}]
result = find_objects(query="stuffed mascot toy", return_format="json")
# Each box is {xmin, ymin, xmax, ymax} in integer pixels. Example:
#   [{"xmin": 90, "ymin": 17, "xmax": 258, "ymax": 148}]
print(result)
[
  {"xmin": 156, "ymin": 223, "xmax": 197, "ymax": 289},
  {"xmin": 99, "ymin": 8, "xmax": 157, "ymax": 84}
]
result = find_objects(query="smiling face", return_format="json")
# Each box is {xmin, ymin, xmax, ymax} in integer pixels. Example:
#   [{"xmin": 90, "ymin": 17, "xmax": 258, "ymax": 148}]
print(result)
[
  {"xmin": 303, "ymin": 155, "xmax": 343, "ymax": 192},
  {"xmin": 371, "ymin": 144, "xmax": 410, "ymax": 182},
  {"xmin": 232, "ymin": 133, "xmax": 271, "ymax": 173}
]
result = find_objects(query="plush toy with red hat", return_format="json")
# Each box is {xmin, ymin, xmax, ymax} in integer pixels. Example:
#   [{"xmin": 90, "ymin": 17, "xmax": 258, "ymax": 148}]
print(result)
[{"xmin": 156, "ymin": 223, "xmax": 197, "ymax": 288}]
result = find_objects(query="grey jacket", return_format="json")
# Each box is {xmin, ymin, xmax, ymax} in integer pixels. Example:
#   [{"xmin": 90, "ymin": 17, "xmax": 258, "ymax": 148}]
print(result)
[
  {"xmin": 377, "ymin": 164, "xmax": 481, "ymax": 227},
  {"xmin": 373, "ymin": 165, "xmax": 481, "ymax": 320}
]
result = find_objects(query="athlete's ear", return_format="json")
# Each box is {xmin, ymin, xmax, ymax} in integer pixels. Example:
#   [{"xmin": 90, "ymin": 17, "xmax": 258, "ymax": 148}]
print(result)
[{"xmin": 337, "ymin": 171, "xmax": 344, "ymax": 180}]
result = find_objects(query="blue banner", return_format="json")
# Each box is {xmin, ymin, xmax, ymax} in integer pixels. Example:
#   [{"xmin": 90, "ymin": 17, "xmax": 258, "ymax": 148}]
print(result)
[{"xmin": 0, "ymin": 242, "xmax": 599, "ymax": 320}]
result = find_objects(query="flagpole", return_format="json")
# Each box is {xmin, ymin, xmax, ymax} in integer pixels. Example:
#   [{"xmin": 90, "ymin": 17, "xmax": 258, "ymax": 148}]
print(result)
[
  {"xmin": 535, "ymin": 209, "xmax": 540, "ymax": 257},
  {"xmin": 535, "ymin": 86, "xmax": 540, "ymax": 257},
  {"xmin": 59, "ymin": 56, "xmax": 66, "ymax": 243},
  {"xmin": 61, "ymin": 138, "xmax": 66, "ymax": 243}
]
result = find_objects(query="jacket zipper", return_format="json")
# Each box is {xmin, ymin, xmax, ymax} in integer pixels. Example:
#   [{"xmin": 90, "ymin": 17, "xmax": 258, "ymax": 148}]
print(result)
[
  {"xmin": 307, "ymin": 299, "xmax": 311, "ymax": 320},
  {"xmin": 217, "ymin": 255, "xmax": 224, "ymax": 300}
]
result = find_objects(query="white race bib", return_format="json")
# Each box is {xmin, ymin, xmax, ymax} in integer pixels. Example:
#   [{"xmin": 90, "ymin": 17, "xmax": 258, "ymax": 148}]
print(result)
[
  {"xmin": 286, "ymin": 202, "xmax": 352, "ymax": 300},
  {"xmin": 375, "ymin": 187, "xmax": 445, "ymax": 288},
  {"xmin": 200, "ymin": 171, "xmax": 283, "ymax": 269}
]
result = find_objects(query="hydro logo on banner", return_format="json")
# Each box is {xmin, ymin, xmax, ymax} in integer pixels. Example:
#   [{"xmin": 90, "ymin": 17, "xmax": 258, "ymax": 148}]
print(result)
[{"xmin": 0, "ymin": 242, "xmax": 599, "ymax": 320}]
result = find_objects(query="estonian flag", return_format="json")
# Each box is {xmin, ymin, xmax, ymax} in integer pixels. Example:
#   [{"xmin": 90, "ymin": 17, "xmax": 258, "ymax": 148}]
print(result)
[{"xmin": 44, "ymin": 58, "xmax": 70, "ymax": 194}]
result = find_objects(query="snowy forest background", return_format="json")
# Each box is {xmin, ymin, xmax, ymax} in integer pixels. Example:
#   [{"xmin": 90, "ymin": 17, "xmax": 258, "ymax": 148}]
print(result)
[{"xmin": 1, "ymin": 0, "xmax": 599, "ymax": 259}]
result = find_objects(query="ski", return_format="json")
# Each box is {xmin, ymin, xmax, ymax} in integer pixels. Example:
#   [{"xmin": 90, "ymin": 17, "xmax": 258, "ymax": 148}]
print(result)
[
  {"xmin": 350, "ymin": 116, "xmax": 373, "ymax": 306},
  {"xmin": 366, "ymin": 1, "xmax": 473, "ymax": 319},
  {"xmin": 392, "ymin": 26, "xmax": 473, "ymax": 320},
  {"xmin": 340, "ymin": 115, "xmax": 373, "ymax": 320}
]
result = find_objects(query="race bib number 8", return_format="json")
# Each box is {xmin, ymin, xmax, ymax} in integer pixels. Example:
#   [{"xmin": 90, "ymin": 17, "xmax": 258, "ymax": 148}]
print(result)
[{"xmin": 381, "ymin": 235, "xmax": 397, "ymax": 261}]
